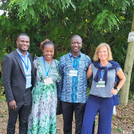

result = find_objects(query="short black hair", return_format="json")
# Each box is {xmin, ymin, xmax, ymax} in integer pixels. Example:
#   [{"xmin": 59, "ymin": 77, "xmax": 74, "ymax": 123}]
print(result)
[
  {"xmin": 17, "ymin": 33, "xmax": 29, "ymax": 40},
  {"xmin": 42, "ymin": 41, "xmax": 55, "ymax": 50},
  {"xmin": 71, "ymin": 35, "xmax": 82, "ymax": 42}
]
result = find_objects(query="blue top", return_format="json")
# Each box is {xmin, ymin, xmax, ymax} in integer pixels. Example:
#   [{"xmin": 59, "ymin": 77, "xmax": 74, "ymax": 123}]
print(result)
[
  {"xmin": 17, "ymin": 49, "xmax": 32, "ymax": 89},
  {"xmin": 90, "ymin": 62, "xmax": 121, "ymax": 98},
  {"xmin": 59, "ymin": 52, "xmax": 92, "ymax": 103}
]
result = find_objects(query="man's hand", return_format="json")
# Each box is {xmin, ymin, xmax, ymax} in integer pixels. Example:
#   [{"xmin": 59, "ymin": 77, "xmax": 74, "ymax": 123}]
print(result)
[{"xmin": 9, "ymin": 100, "xmax": 17, "ymax": 110}]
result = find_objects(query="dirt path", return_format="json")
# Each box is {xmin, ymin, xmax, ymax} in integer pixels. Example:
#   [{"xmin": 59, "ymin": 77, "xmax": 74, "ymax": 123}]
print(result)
[{"xmin": 0, "ymin": 100, "xmax": 134, "ymax": 134}]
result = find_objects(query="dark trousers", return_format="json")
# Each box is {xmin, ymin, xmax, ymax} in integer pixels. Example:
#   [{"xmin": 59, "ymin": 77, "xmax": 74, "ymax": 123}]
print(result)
[
  {"xmin": 81, "ymin": 95, "xmax": 114, "ymax": 134},
  {"xmin": 7, "ymin": 88, "xmax": 32, "ymax": 134},
  {"xmin": 62, "ymin": 102, "xmax": 86, "ymax": 134}
]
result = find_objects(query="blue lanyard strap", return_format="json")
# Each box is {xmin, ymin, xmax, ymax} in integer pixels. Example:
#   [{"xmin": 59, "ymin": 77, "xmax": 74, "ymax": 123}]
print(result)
[
  {"xmin": 43, "ymin": 56, "xmax": 52, "ymax": 76},
  {"xmin": 17, "ymin": 52, "xmax": 29, "ymax": 71},
  {"xmin": 69, "ymin": 55, "xmax": 81, "ymax": 69},
  {"xmin": 100, "ymin": 70, "xmax": 104, "ymax": 80}
]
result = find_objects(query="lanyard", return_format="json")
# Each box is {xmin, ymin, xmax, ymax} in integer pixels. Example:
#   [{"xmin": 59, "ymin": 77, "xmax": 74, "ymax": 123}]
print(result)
[
  {"xmin": 43, "ymin": 56, "xmax": 52, "ymax": 77},
  {"xmin": 69, "ymin": 55, "xmax": 81, "ymax": 69},
  {"xmin": 100, "ymin": 70, "xmax": 104, "ymax": 80},
  {"xmin": 18, "ymin": 52, "xmax": 29, "ymax": 71}
]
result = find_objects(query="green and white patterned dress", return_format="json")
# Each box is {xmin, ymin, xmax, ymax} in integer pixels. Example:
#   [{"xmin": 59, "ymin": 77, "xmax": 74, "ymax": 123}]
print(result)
[{"xmin": 27, "ymin": 57, "xmax": 61, "ymax": 134}]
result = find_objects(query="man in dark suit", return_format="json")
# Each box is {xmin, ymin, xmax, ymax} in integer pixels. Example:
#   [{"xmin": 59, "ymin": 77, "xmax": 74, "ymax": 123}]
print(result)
[{"xmin": 2, "ymin": 33, "xmax": 35, "ymax": 134}]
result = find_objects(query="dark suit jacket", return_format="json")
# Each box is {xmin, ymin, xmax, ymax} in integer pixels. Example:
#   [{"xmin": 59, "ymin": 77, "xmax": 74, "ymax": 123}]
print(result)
[{"xmin": 2, "ymin": 50, "xmax": 35, "ymax": 102}]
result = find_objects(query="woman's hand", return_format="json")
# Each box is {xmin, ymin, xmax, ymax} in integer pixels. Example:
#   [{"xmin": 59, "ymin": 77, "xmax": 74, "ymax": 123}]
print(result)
[{"xmin": 111, "ymin": 88, "xmax": 118, "ymax": 95}]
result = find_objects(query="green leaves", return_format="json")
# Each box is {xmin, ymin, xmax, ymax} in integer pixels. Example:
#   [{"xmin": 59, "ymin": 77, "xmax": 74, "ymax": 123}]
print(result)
[
  {"xmin": 0, "ymin": 0, "xmax": 133, "ymax": 71},
  {"xmin": 93, "ymin": 10, "xmax": 120, "ymax": 32},
  {"xmin": 110, "ymin": 0, "xmax": 130, "ymax": 11},
  {"xmin": 8, "ymin": 0, "xmax": 76, "ymax": 19}
]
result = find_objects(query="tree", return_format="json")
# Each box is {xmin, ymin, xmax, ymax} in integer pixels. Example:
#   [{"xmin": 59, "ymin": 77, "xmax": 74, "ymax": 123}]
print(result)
[
  {"xmin": 0, "ymin": 0, "xmax": 134, "ymax": 104},
  {"xmin": 120, "ymin": 14, "xmax": 134, "ymax": 105}
]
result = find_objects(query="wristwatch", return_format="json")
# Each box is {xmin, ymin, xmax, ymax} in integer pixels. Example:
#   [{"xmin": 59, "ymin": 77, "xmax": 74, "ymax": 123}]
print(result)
[{"xmin": 116, "ymin": 88, "xmax": 120, "ymax": 92}]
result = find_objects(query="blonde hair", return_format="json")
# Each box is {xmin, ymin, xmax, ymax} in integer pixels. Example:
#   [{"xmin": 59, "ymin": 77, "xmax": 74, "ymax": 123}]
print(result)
[{"xmin": 93, "ymin": 43, "xmax": 113, "ymax": 61}]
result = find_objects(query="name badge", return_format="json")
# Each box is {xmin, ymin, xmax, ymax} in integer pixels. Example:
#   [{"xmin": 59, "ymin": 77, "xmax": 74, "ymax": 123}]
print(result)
[
  {"xmin": 96, "ymin": 80, "xmax": 105, "ymax": 87},
  {"xmin": 69, "ymin": 70, "xmax": 78, "ymax": 76},
  {"xmin": 26, "ymin": 72, "xmax": 31, "ymax": 79},
  {"xmin": 44, "ymin": 77, "xmax": 53, "ymax": 85}
]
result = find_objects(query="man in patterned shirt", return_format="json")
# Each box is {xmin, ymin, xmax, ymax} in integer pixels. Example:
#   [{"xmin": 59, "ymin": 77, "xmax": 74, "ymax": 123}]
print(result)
[{"xmin": 59, "ymin": 35, "xmax": 92, "ymax": 134}]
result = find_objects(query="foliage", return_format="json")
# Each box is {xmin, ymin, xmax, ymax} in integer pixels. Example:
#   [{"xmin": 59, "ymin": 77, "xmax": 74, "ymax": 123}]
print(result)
[
  {"xmin": 0, "ymin": 0, "xmax": 134, "ymax": 93},
  {"xmin": 116, "ymin": 127, "xmax": 123, "ymax": 133},
  {"xmin": 0, "ymin": 86, "xmax": 5, "ymax": 101}
]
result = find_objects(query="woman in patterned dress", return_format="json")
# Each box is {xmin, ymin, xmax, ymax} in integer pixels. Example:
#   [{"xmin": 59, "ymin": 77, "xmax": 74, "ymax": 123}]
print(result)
[{"xmin": 27, "ymin": 40, "xmax": 61, "ymax": 134}]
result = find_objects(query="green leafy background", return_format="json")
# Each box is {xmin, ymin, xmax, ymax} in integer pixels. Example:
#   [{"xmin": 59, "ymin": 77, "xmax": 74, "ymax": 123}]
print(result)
[{"xmin": 0, "ymin": 0, "xmax": 134, "ymax": 95}]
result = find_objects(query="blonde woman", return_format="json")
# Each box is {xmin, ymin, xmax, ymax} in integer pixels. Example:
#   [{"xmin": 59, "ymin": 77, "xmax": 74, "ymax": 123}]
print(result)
[{"xmin": 81, "ymin": 43, "xmax": 126, "ymax": 134}]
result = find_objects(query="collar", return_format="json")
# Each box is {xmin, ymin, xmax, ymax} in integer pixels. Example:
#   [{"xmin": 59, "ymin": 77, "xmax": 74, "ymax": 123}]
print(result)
[
  {"xmin": 16, "ymin": 49, "xmax": 29, "ymax": 57},
  {"xmin": 69, "ymin": 52, "xmax": 81, "ymax": 58}
]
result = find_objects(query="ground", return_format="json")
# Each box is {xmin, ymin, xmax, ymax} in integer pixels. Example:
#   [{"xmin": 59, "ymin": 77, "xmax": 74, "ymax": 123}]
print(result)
[{"xmin": 0, "ymin": 99, "xmax": 134, "ymax": 134}]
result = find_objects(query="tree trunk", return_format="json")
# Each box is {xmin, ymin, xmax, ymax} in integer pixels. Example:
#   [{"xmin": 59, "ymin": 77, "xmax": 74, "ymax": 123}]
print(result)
[{"xmin": 120, "ymin": 15, "xmax": 134, "ymax": 106}]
